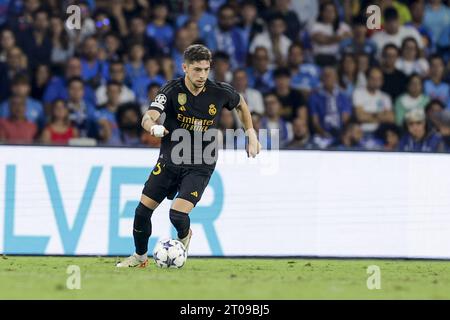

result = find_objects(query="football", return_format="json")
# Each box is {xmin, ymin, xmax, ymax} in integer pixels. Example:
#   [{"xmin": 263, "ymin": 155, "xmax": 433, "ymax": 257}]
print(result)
[{"xmin": 153, "ymin": 239, "xmax": 187, "ymax": 269}]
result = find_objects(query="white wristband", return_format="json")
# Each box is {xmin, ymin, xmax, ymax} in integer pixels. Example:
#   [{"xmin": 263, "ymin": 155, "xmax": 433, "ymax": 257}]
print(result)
[{"xmin": 151, "ymin": 125, "xmax": 165, "ymax": 137}]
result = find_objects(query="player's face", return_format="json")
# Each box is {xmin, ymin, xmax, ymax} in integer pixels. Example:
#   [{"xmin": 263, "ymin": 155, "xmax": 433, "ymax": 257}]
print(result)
[{"xmin": 183, "ymin": 60, "xmax": 210, "ymax": 88}]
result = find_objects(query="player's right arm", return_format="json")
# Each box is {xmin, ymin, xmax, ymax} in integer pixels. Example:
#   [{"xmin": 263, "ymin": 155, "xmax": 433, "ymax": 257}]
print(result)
[
  {"xmin": 141, "ymin": 109, "xmax": 168, "ymax": 137},
  {"xmin": 142, "ymin": 82, "xmax": 175, "ymax": 137}
]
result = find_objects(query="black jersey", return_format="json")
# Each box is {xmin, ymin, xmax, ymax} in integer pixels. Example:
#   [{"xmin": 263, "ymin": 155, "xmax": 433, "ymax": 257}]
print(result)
[{"xmin": 148, "ymin": 77, "xmax": 241, "ymax": 168}]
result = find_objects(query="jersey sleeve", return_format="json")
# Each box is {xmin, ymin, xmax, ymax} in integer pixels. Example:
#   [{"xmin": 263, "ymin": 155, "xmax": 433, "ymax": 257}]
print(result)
[
  {"xmin": 148, "ymin": 80, "xmax": 175, "ymax": 114},
  {"xmin": 220, "ymin": 82, "xmax": 241, "ymax": 111}
]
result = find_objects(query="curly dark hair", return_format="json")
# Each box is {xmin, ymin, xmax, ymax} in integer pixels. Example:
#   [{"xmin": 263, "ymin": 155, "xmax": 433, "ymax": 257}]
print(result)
[{"xmin": 183, "ymin": 44, "xmax": 212, "ymax": 64}]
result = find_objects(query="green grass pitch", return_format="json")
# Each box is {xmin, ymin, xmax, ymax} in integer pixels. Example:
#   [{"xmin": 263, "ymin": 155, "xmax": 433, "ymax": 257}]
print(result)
[{"xmin": 1, "ymin": 256, "xmax": 449, "ymax": 299}]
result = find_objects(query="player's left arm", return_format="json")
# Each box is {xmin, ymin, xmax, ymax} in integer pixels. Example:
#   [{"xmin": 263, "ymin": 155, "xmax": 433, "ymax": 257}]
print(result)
[{"xmin": 235, "ymin": 94, "xmax": 262, "ymax": 158}]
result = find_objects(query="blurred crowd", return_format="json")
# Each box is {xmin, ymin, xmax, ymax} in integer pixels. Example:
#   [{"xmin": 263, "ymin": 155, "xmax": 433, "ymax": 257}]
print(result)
[{"xmin": 0, "ymin": 0, "xmax": 449, "ymax": 152}]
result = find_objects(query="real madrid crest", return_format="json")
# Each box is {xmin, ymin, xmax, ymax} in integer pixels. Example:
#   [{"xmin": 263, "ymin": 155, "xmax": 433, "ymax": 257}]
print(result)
[
  {"xmin": 208, "ymin": 104, "xmax": 217, "ymax": 116},
  {"xmin": 178, "ymin": 93, "xmax": 187, "ymax": 105}
]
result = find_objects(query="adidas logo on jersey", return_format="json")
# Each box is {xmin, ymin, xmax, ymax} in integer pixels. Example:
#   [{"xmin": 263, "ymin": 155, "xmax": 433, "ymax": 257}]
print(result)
[
  {"xmin": 179, "ymin": 106, "xmax": 186, "ymax": 111},
  {"xmin": 190, "ymin": 191, "xmax": 198, "ymax": 197}
]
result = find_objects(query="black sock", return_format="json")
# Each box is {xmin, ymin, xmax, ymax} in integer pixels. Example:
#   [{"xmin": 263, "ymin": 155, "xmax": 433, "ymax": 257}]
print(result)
[
  {"xmin": 133, "ymin": 202, "xmax": 154, "ymax": 255},
  {"xmin": 169, "ymin": 209, "xmax": 190, "ymax": 239}
]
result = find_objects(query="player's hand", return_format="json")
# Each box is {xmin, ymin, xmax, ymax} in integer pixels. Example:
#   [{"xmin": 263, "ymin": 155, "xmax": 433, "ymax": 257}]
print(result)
[
  {"xmin": 150, "ymin": 125, "xmax": 169, "ymax": 138},
  {"xmin": 246, "ymin": 129, "xmax": 261, "ymax": 158}
]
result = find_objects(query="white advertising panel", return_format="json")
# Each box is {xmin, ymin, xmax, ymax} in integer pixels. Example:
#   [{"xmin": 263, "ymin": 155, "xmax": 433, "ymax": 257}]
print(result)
[{"xmin": 1, "ymin": 146, "xmax": 450, "ymax": 258}]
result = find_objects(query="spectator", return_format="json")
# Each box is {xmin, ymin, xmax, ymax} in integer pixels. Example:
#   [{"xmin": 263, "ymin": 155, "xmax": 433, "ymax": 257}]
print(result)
[
  {"xmin": 371, "ymin": 7, "xmax": 423, "ymax": 57},
  {"xmin": 0, "ymin": 46, "xmax": 28, "ymax": 101},
  {"xmin": 287, "ymin": 42, "xmax": 321, "ymax": 96},
  {"xmin": 232, "ymin": 68, "xmax": 264, "ymax": 115},
  {"xmin": 380, "ymin": 44, "xmax": 408, "ymax": 101},
  {"xmin": 268, "ymin": 0, "xmax": 302, "ymax": 42},
  {"xmin": 102, "ymin": 32, "xmax": 122, "ymax": 61},
  {"xmin": 31, "ymin": 63, "xmax": 50, "ymax": 101},
  {"xmin": 406, "ymin": 0, "xmax": 434, "ymax": 52},
  {"xmin": 146, "ymin": 2, "xmax": 174, "ymax": 55},
  {"xmin": 284, "ymin": 117, "xmax": 316, "ymax": 150},
  {"xmin": 80, "ymin": 36, "xmax": 109, "ymax": 89},
  {"xmin": 338, "ymin": 53, "xmax": 358, "ymax": 98},
  {"xmin": 118, "ymin": 0, "xmax": 149, "ymax": 23},
  {"xmin": 398, "ymin": 108, "xmax": 443, "ymax": 152},
  {"xmin": 183, "ymin": 19, "xmax": 204, "ymax": 45},
  {"xmin": 353, "ymin": 66, "xmax": 394, "ymax": 134},
  {"xmin": 249, "ymin": 13, "xmax": 292, "ymax": 67},
  {"xmin": 116, "ymin": 102, "xmax": 143, "ymax": 147},
  {"xmin": 333, "ymin": 121, "xmax": 365, "ymax": 150},
  {"xmin": 209, "ymin": 51, "xmax": 232, "ymax": 83},
  {"xmin": 272, "ymin": 67, "xmax": 307, "ymax": 122},
  {"xmin": 0, "ymin": 28, "xmax": 16, "ymax": 62},
  {"xmin": 0, "ymin": 95, "xmax": 37, "ymax": 144},
  {"xmin": 17, "ymin": 8, "xmax": 52, "ymax": 70},
  {"xmin": 423, "ymin": 0, "xmax": 450, "ymax": 45},
  {"xmin": 42, "ymin": 56, "xmax": 96, "ymax": 108},
  {"xmin": 437, "ymin": 23, "xmax": 450, "ymax": 63},
  {"xmin": 132, "ymin": 57, "xmax": 165, "ymax": 107},
  {"xmin": 176, "ymin": 0, "xmax": 217, "ymax": 40},
  {"xmin": 66, "ymin": 77, "xmax": 96, "ymax": 138},
  {"xmin": 355, "ymin": 52, "xmax": 370, "ymax": 89},
  {"xmin": 0, "ymin": 73, "xmax": 44, "ymax": 128},
  {"xmin": 7, "ymin": 0, "xmax": 40, "ymax": 33},
  {"xmin": 290, "ymin": 0, "xmax": 319, "ymax": 31},
  {"xmin": 309, "ymin": 66, "xmax": 352, "ymax": 140},
  {"xmin": 434, "ymin": 109, "xmax": 450, "ymax": 152},
  {"xmin": 310, "ymin": 1, "xmax": 352, "ymax": 66},
  {"xmin": 395, "ymin": 74, "xmax": 430, "ymax": 126},
  {"xmin": 260, "ymin": 93, "xmax": 292, "ymax": 146},
  {"xmin": 379, "ymin": 0, "xmax": 412, "ymax": 25},
  {"xmin": 40, "ymin": 99, "xmax": 79, "ymax": 145},
  {"xmin": 122, "ymin": 16, "xmax": 161, "ymax": 58},
  {"xmin": 172, "ymin": 28, "xmax": 193, "ymax": 77},
  {"xmin": 96, "ymin": 61, "xmax": 135, "ymax": 106},
  {"xmin": 95, "ymin": 80, "xmax": 122, "ymax": 145},
  {"xmin": 237, "ymin": 0, "xmax": 264, "ymax": 52},
  {"xmin": 424, "ymin": 55, "xmax": 450, "ymax": 108},
  {"xmin": 340, "ymin": 15, "xmax": 377, "ymax": 61},
  {"xmin": 426, "ymin": 98, "xmax": 446, "ymax": 129},
  {"xmin": 124, "ymin": 42, "xmax": 146, "ymax": 86},
  {"xmin": 375, "ymin": 123, "xmax": 401, "ymax": 151},
  {"xmin": 206, "ymin": 4, "xmax": 245, "ymax": 68},
  {"xmin": 246, "ymin": 46, "xmax": 274, "ymax": 94},
  {"xmin": 395, "ymin": 37, "xmax": 429, "ymax": 77},
  {"xmin": 50, "ymin": 15, "xmax": 75, "ymax": 72}
]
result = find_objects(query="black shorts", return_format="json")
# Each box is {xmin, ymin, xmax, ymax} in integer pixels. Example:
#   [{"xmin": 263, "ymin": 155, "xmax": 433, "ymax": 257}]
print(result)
[{"xmin": 142, "ymin": 160, "xmax": 214, "ymax": 206}]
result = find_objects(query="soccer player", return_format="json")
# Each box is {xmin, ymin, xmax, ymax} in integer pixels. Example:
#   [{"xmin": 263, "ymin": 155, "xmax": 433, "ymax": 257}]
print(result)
[{"xmin": 116, "ymin": 45, "xmax": 261, "ymax": 267}]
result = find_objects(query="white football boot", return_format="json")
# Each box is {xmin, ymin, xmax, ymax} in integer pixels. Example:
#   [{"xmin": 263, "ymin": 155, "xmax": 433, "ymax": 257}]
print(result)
[{"xmin": 115, "ymin": 254, "xmax": 148, "ymax": 268}]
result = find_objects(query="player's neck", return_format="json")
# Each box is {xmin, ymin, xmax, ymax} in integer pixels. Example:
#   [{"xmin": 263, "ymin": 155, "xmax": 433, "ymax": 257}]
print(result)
[{"xmin": 184, "ymin": 77, "xmax": 205, "ymax": 96}]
